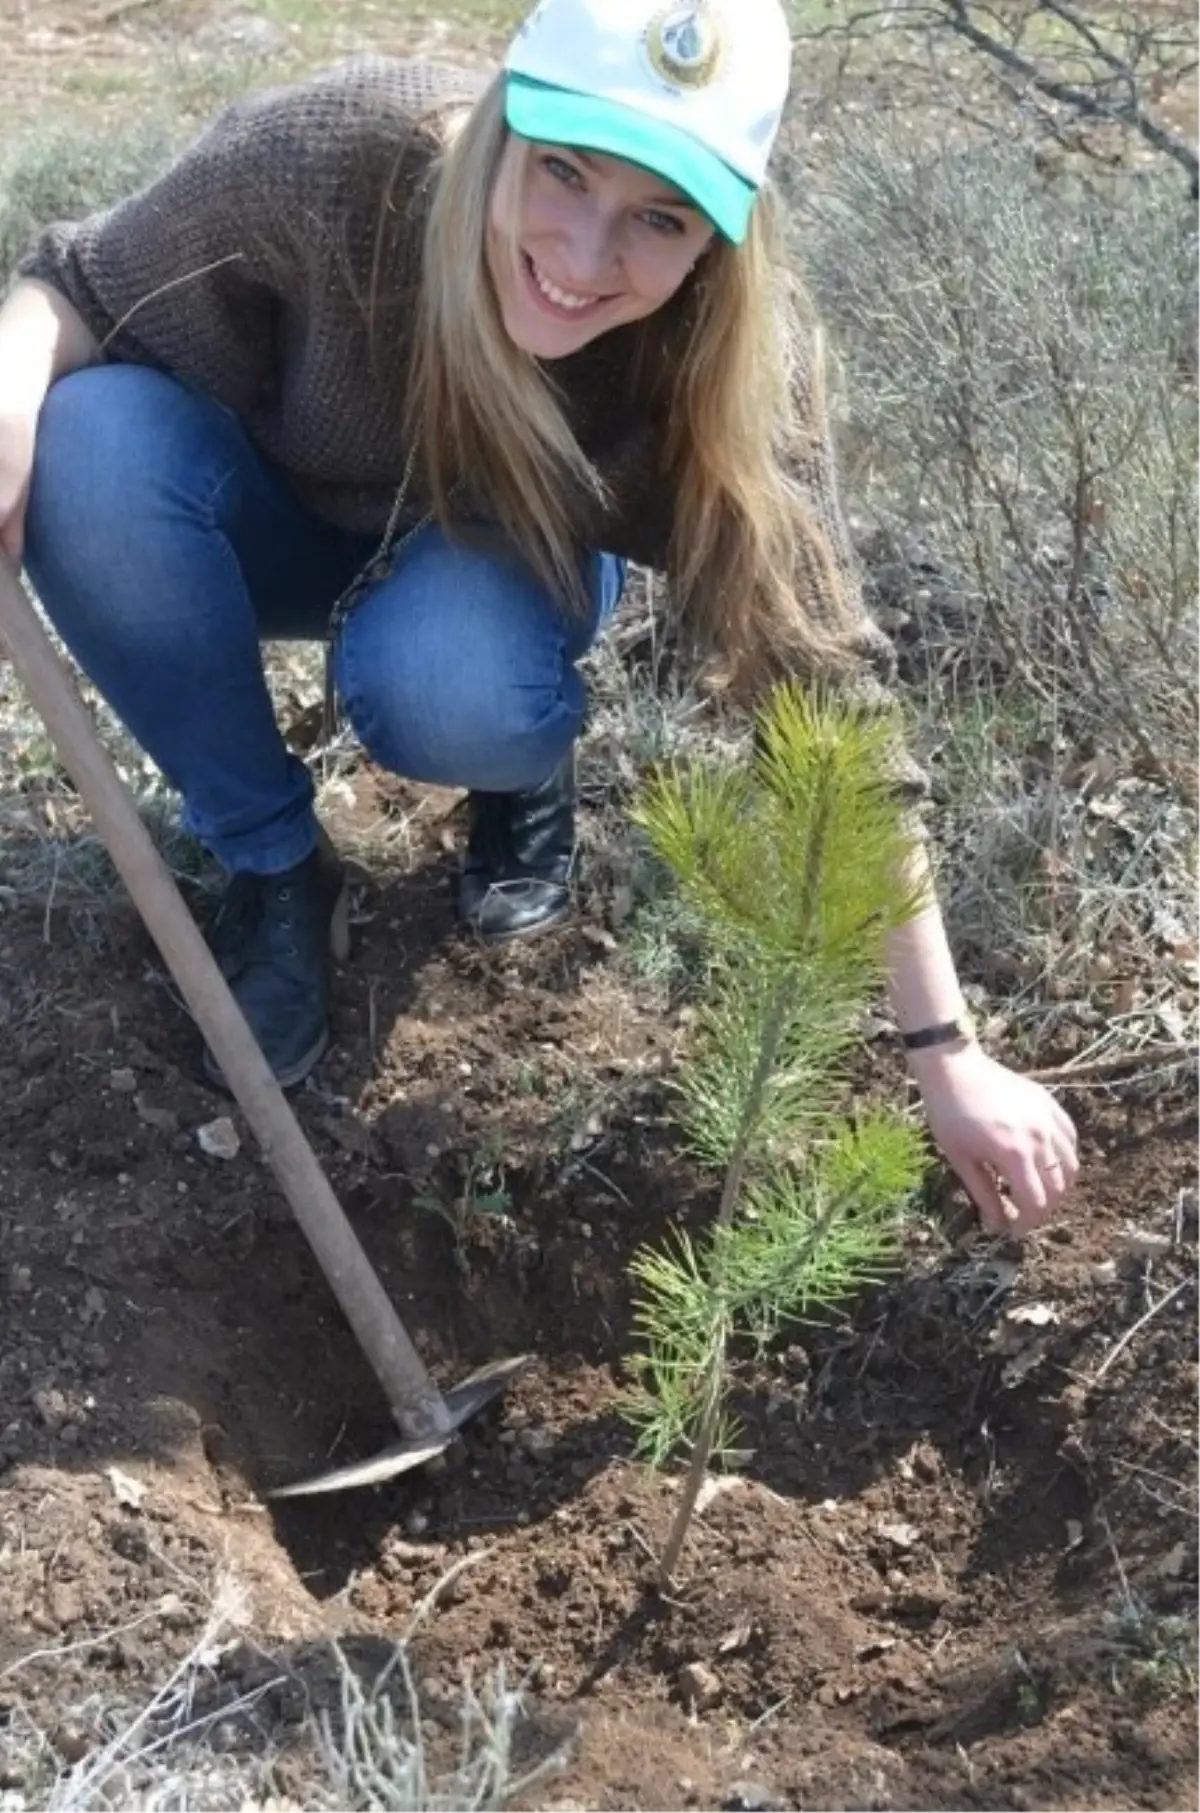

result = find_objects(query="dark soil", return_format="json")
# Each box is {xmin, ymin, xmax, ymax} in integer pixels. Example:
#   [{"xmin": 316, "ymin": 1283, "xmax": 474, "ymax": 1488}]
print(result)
[{"xmin": 0, "ymin": 759, "xmax": 1196, "ymax": 1813}]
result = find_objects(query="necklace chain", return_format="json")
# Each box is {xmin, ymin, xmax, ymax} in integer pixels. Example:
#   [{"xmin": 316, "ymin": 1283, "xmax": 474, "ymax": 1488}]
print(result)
[{"xmin": 323, "ymin": 441, "xmax": 432, "ymax": 738}]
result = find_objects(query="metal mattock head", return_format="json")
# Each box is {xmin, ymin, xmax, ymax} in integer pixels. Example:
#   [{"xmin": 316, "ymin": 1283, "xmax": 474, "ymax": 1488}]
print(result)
[{"xmin": 266, "ymin": 1354, "xmax": 532, "ymax": 1499}]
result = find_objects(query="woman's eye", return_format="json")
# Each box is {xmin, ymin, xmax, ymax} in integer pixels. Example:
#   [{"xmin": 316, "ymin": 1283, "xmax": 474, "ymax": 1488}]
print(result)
[
  {"xmin": 541, "ymin": 154, "xmax": 583, "ymax": 187},
  {"xmin": 640, "ymin": 209, "xmax": 687, "ymax": 236}
]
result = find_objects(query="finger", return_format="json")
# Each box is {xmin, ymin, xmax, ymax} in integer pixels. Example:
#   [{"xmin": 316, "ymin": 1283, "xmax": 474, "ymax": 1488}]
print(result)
[
  {"xmin": 1003, "ymin": 1149, "xmax": 1052, "ymax": 1227},
  {"xmin": 1049, "ymin": 1098, "xmax": 1079, "ymax": 1152},
  {"xmin": 957, "ymin": 1158, "xmax": 1018, "ymax": 1234},
  {"xmin": 1053, "ymin": 1136, "xmax": 1081, "ymax": 1190},
  {"xmin": 1035, "ymin": 1128, "xmax": 1079, "ymax": 1190}
]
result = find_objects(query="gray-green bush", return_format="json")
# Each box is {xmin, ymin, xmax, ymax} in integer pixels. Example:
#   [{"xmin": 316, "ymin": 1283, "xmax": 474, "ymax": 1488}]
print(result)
[
  {"xmin": 797, "ymin": 136, "xmax": 1196, "ymax": 772},
  {"xmin": 792, "ymin": 133, "xmax": 1197, "ymax": 1011}
]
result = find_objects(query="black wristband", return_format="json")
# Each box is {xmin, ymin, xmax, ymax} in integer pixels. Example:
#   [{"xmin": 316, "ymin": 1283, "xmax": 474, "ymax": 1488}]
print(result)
[{"xmin": 902, "ymin": 1015, "xmax": 975, "ymax": 1051}]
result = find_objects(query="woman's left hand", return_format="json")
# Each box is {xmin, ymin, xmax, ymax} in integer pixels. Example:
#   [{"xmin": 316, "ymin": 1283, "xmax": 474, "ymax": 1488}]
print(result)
[{"xmin": 908, "ymin": 1041, "xmax": 1080, "ymax": 1236}]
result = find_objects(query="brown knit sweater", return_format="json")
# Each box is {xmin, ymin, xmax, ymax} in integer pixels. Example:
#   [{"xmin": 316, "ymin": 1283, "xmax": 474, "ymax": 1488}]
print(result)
[{"xmin": 20, "ymin": 55, "xmax": 916, "ymax": 760}]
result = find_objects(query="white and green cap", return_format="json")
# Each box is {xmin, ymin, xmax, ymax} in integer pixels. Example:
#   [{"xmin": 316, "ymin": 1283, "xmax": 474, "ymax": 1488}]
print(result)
[{"xmin": 503, "ymin": 0, "xmax": 792, "ymax": 244}]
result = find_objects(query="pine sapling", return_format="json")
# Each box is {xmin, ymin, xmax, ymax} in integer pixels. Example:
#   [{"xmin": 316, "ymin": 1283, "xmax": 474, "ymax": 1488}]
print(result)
[{"xmin": 624, "ymin": 684, "xmax": 931, "ymax": 1585}]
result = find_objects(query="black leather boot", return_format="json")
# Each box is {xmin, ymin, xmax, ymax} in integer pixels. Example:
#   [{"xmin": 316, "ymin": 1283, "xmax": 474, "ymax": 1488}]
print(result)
[
  {"xmin": 458, "ymin": 753, "xmax": 576, "ymax": 942},
  {"xmin": 202, "ymin": 833, "xmax": 349, "ymax": 1090}
]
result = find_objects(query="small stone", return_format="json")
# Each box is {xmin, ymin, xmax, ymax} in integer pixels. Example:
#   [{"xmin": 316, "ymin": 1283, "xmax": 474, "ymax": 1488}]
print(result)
[
  {"xmin": 46, "ymin": 1582, "xmax": 84, "ymax": 1626},
  {"xmin": 135, "ymin": 1095, "xmax": 179, "ymax": 1134},
  {"xmin": 911, "ymin": 1443, "xmax": 940, "ymax": 1482},
  {"xmin": 519, "ymin": 1426, "xmax": 555, "ymax": 1459},
  {"xmin": 678, "ymin": 1660, "xmax": 722, "ymax": 1711},
  {"xmin": 32, "ymin": 1387, "xmax": 68, "ymax": 1430},
  {"xmin": 878, "ymin": 1519, "xmax": 920, "ymax": 1550},
  {"xmin": 405, "ymin": 1509, "xmax": 429, "ymax": 1538},
  {"xmin": 9, "ymin": 1264, "xmax": 33, "ymax": 1294},
  {"xmin": 723, "ymin": 1782, "xmax": 779, "ymax": 1812},
  {"xmin": 82, "ymin": 1286, "xmax": 107, "ymax": 1324},
  {"xmin": 109, "ymin": 1068, "xmax": 137, "ymax": 1094},
  {"xmin": 49, "ymin": 1723, "xmax": 91, "ymax": 1764},
  {"xmin": 197, "ymin": 1117, "xmax": 240, "ymax": 1160}
]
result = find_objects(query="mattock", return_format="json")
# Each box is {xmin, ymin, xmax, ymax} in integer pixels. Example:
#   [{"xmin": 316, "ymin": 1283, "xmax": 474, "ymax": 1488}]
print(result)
[{"xmin": 0, "ymin": 552, "xmax": 528, "ymax": 1498}]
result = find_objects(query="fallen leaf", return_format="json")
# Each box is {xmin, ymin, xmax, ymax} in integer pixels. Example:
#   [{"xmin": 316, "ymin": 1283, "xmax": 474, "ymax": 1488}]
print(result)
[
  {"xmin": 107, "ymin": 1465, "xmax": 147, "ymax": 1510},
  {"xmin": 717, "ymin": 1619, "xmax": 755, "ymax": 1655},
  {"xmin": 696, "ymin": 1475, "xmax": 744, "ymax": 1515},
  {"xmin": 877, "ymin": 1520, "xmax": 920, "ymax": 1551},
  {"xmin": 1121, "ymin": 1227, "xmax": 1172, "ymax": 1260},
  {"xmin": 1002, "ymin": 1339, "xmax": 1053, "ymax": 1385},
  {"xmin": 1157, "ymin": 1002, "xmax": 1188, "ymax": 1041},
  {"xmin": 1006, "ymin": 1302, "xmax": 1058, "ymax": 1328}
]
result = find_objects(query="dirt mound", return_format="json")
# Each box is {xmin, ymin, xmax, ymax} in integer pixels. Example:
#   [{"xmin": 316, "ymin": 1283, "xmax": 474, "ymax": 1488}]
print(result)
[{"xmin": 1, "ymin": 766, "xmax": 1195, "ymax": 1810}]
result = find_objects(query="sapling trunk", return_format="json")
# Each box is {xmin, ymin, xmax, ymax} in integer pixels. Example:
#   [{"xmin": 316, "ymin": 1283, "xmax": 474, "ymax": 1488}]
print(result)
[
  {"xmin": 657, "ymin": 972, "xmax": 798, "ymax": 1583},
  {"xmin": 625, "ymin": 685, "xmax": 929, "ymax": 1587}
]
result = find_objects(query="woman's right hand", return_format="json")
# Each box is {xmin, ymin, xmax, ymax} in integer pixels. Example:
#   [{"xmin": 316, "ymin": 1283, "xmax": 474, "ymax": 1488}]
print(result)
[
  {"xmin": 0, "ymin": 393, "xmax": 40, "ymax": 566},
  {"xmin": 0, "ymin": 280, "xmax": 101, "ymax": 570}
]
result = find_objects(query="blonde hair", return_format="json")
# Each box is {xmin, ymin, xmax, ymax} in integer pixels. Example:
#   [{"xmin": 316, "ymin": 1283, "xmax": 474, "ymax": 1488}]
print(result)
[{"xmin": 397, "ymin": 74, "xmax": 866, "ymax": 701}]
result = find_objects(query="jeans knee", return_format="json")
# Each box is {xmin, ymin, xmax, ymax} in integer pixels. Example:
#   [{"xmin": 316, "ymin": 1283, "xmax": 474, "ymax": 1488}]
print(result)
[
  {"xmin": 351, "ymin": 663, "xmax": 581, "ymax": 791},
  {"xmin": 337, "ymin": 621, "xmax": 583, "ymax": 792}
]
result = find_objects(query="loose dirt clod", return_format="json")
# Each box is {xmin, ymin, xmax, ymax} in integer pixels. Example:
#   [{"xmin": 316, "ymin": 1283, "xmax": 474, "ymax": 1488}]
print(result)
[{"xmin": 197, "ymin": 1116, "xmax": 240, "ymax": 1160}]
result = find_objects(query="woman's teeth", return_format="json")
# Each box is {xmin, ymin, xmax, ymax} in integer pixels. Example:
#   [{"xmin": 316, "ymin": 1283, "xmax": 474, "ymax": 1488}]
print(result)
[{"xmin": 529, "ymin": 259, "xmax": 597, "ymax": 311}]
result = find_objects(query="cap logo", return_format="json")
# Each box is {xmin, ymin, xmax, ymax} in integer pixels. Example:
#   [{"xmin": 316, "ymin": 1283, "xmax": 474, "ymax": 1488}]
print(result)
[{"xmin": 643, "ymin": 3, "xmax": 726, "ymax": 90}]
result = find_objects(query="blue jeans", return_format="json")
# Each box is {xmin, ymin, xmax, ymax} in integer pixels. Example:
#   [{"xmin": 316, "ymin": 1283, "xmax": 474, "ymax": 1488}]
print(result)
[{"xmin": 24, "ymin": 366, "xmax": 623, "ymax": 874}]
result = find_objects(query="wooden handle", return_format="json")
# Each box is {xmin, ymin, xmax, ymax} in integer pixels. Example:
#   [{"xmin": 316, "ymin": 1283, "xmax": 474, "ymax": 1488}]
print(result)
[{"xmin": 0, "ymin": 555, "xmax": 451, "ymax": 1443}]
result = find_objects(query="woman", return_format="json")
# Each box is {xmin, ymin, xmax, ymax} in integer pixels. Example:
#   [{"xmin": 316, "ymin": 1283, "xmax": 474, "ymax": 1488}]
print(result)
[{"xmin": 0, "ymin": 0, "xmax": 1078, "ymax": 1231}]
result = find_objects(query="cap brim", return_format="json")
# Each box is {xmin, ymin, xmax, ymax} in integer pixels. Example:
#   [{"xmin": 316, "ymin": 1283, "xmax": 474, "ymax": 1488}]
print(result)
[{"xmin": 505, "ymin": 74, "xmax": 755, "ymax": 244}]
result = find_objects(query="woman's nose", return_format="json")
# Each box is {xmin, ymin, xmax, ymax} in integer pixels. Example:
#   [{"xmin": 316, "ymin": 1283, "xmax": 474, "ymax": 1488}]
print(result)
[{"xmin": 557, "ymin": 214, "xmax": 620, "ymax": 288}]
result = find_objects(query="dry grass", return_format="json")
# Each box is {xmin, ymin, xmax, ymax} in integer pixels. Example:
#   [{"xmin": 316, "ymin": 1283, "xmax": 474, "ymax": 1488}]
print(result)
[
  {"xmin": 787, "ymin": 125, "xmax": 1196, "ymax": 1054},
  {"xmin": 0, "ymin": 1569, "xmax": 569, "ymax": 1812}
]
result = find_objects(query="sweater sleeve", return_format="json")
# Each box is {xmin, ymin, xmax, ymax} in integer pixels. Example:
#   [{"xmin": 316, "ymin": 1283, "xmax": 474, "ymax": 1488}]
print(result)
[
  {"xmin": 20, "ymin": 92, "xmax": 302, "ymax": 413},
  {"xmin": 16, "ymin": 60, "xmax": 443, "ymax": 419}
]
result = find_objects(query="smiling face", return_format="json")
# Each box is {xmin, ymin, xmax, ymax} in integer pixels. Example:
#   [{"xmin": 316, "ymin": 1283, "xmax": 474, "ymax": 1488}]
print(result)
[{"xmin": 486, "ymin": 136, "xmax": 716, "ymax": 359}]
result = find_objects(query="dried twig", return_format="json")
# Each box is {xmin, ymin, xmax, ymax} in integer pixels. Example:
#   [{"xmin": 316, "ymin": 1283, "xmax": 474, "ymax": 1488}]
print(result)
[
  {"xmin": 1091, "ymin": 1280, "xmax": 1190, "ymax": 1383},
  {"xmin": 1027, "ymin": 1042, "xmax": 1194, "ymax": 1084},
  {"xmin": 90, "ymin": 0, "xmax": 169, "ymax": 25}
]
